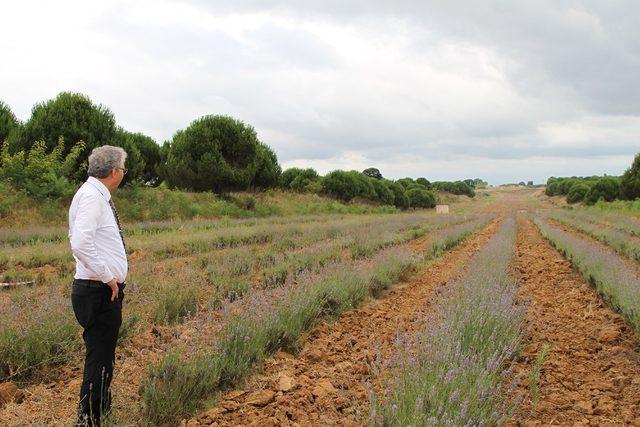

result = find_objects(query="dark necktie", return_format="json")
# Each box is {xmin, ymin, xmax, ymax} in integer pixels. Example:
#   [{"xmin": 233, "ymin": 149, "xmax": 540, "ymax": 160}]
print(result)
[{"xmin": 108, "ymin": 198, "xmax": 128, "ymax": 257}]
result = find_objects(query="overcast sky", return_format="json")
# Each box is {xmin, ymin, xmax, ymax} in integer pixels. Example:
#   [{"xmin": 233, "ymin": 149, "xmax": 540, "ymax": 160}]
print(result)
[{"xmin": 1, "ymin": 1, "xmax": 638, "ymax": 184}]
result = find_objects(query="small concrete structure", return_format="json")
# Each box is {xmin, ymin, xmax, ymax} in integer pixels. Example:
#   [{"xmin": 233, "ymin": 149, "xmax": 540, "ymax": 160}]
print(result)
[{"xmin": 436, "ymin": 204, "xmax": 449, "ymax": 214}]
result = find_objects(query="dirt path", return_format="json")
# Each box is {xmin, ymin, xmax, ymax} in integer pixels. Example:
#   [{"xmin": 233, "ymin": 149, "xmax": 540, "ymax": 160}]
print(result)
[
  {"xmin": 511, "ymin": 217, "xmax": 640, "ymax": 425},
  {"xmin": 186, "ymin": 221, "xmax": 500, "ymax": 426}
]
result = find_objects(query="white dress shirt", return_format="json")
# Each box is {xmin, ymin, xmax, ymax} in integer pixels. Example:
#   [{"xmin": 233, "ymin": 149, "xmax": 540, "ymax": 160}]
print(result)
[{"xmin": 69, "ymin": 177, "xmax": 128, "ymax": 284}]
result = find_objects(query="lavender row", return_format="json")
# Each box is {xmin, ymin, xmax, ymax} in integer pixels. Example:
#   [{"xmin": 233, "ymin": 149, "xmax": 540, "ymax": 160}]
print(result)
[
  {"xmin": 371, "ymin": 217, "xmax": 524, "ymax": 426},
  {"xmin": 544, "ymin": 210, "xmax": 640, "ymax": 262},
  {"xmin": 533, "ymin": 216, "xmax": 640, "ymax": 332},
  {"xmin": 566, "ymin": 208, "xmax": 640, "ymax": 237},
  {"xmin": 141, "ymin": 215, "xmax": 493, "ymax": 425}
]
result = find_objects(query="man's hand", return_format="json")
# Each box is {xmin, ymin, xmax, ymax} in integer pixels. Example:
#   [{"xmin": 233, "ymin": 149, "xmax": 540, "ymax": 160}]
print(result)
[{"xmin": 106, "ymin": 278, "xmax": 118, "ymax": 302}]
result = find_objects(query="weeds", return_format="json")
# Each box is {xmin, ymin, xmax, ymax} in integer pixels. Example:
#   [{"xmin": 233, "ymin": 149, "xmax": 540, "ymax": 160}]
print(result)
[{"xmin": 530, "ymin": 343, "xmax": 550, "ymax": 413}]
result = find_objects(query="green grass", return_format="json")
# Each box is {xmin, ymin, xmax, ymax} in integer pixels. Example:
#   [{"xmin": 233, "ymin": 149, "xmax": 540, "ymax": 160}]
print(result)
[
  {"xmin": 0, "ymin": 185, "xmax": 399, "ymax": 228},
  {"xmin": 530, "ymin": 343, "xmax": 550, "ymax": 413},
  {"xmin": 585, "ymin": 198, "xmax": 640, "ymax": 216}
]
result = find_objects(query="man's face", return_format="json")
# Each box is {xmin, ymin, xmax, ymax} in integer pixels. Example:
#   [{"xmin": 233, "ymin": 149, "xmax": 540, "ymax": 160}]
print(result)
[{"xmin": 112, "ymin": 164, "xmax": 126, "ymax": 188}]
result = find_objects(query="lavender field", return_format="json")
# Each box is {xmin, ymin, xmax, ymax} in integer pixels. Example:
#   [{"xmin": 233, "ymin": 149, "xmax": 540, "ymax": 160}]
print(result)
[{"xmin": 2, "ymin": 188, "xmax": 640, "ymax": 425}]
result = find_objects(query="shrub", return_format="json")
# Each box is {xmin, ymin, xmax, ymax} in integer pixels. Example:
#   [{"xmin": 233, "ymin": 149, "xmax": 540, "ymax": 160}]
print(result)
[
  {"xmin": 162, "ymin": 115, "xmax": 262, "ymax": 193},
  {"xmin": 280, "ymin": 167, "xmax": 304, "ymax": 188},
  {"xmin": 251, "ymin": 143, "xmax": 281, "ymax": 188},
  {"xmin": 416, "ymin": 177, "xmax": 431, "ymax": 189},
  {"xmin": 321, "ymin": 170, "xmax": 376, "ymax": 202},
  {"xmin": 0, "ymin": 139, "xmax": 84, "ymax": 199},
  {"xmin": 113, "ymin": 129, "xmax": 161, "ymax": 185},
  {"xmin": 566, "ymin": 182, "xmax": 591, "ymax": 204},
  {"xmin": 389, "ymin": 181, "xmax": 410, "ymax": 209},
  {"xmin": 432, "ymin": 181, "xmax": 475, "ymax": 197},
  {"xmin": 396, "ymin": 177, "xmax": 415, "ymax": 189},
  {"xmin": 6, "ymin": 92, "xmax": 117, "ymax": 182},
  {"xmin": 370, "ymin": 179, "xmax": 395, "ymax": 205},
  {"xmin": 545, "ymin": 180, "xmax": 560, "ymax": 196},
  {"xmin": 406, "ymin": 187, "xmax": 436, "ymax": 208},
  {"xmin": 0, "ymin": 100, "xmax": 19, "ymax": 143},
  {"xmin": 289, "ymin": 168, "xmax": 320, "ymax": 192},
  {"xmin": 585, "ymin": 177, "xmax": 621, "ymax": 205},
  {"xmin": 0, "ymin": 303, "xmax": 80, "ymax": 381},
  {"xmin": 620, "ymin": 153, "xmax": 640, "ymax": 200},
  {"xmin": 152, "ymin": 286, "xmax": 199, "ymax": 325}
]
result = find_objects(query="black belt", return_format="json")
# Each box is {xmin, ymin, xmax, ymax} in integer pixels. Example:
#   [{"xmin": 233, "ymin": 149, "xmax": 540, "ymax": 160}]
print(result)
[{"xmin": 74, "ymin": 279, "xmax": 126, "ymax": 290}]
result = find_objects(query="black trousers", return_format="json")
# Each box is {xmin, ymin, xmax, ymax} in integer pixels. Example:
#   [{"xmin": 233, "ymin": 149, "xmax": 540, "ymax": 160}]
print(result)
[{"xmin": 71, "ymin": 279, "xmax": 124, "ymax": 426}]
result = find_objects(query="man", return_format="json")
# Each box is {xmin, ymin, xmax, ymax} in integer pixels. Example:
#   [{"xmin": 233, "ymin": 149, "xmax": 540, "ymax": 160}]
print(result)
[{"xmin": 69, "ymin": 145, "xmax": 128, "ymax": 426}]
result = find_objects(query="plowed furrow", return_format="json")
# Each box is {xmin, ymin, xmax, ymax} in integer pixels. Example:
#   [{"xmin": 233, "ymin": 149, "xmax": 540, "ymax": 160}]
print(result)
[{"xmin": 511, "ymin": 217, "xmax": 640, "ymax": 425}]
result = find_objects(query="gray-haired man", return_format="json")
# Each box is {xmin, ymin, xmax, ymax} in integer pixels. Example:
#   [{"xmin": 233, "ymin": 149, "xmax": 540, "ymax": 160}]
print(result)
[{"xmin": 69, "ymin": 145, "xmax": 128, "ymax": 426}]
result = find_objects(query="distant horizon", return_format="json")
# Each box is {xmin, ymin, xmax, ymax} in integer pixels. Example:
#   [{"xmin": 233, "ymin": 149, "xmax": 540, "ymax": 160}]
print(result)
[{"xmin": 2, "ymin": 1, "xmax": 638, "ymax": 184}]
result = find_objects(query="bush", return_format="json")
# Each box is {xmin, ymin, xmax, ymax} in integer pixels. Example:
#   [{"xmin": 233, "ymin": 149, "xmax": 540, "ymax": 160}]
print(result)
[
  {"xmin": 396, "ymin": 177, "xmax": 415, "ymax": 189},
  {"xmin": 585, "ymin": 177, "xmax": 621, "ymax": 205},
  {"xmin": 620, "ymin": 153, "xmax": 640, "ymax": 200},
  {"xmin": 162, "ymin": 115, "xmax": 267, "ymax": 193},
  {"xmin": 0, "ymin": 100, "xmax": 19, "ymax": 143},
  {"xmin": 370, "ymin": 179, "xmax": 395, "ymax": 205},
  {"xmin": 280, "ymin": 167, "xmax": 304, "ymax": 188},
  {"xmin": 432, "ymin": 181, "xmax": 475, "ymax": 197},
  {"xmin": 321, "ymin": 170, "xmax": 376, "ymax": 202},
  {"xmin": 152, "ymin": 286, "xmax": 199, "ymax": 325},
  {"xmin": 113, "ymin": 129, "xmax": 161, "ymax": 185},
  {"xmin": 6, "ymin": 92, "xmax": 117, "ymax": 182},
  {"xmin": 0, "ymin": 303, "xmax": 79, "ymax": 381},
  {"xmin": 416, "ymin": 177, "xmax": 431, "ymax": 189},
  {"xmin": 288, "ymin": 168, "xmax": 320, "ymax": 192},
  {"xmin": 545, "ymin": 180, "xmax": 560, "ymax": 196},
  {"xmin": 0, "ymin": 139, "xmax": 84, "ymax": 199},
  {"xmin": 567, "ymin": 183, "xmax": 590, "ymax": 204},
  {"xmin": 406, "ymin": 187, "xmax": 436, "ymax": 208},
  {"xmin": 389, "ymin": 181, "xmax": 410, "ymax": 209},
  {"xmin": 251, "ymin": 143, "xmax": 281, "ymax": 188}
]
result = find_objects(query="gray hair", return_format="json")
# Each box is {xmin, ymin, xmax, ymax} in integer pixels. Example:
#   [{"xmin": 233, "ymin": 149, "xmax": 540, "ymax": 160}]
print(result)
[{"xmin": 87, "ymin": 145, "xmax": 127, "ymax": 178}]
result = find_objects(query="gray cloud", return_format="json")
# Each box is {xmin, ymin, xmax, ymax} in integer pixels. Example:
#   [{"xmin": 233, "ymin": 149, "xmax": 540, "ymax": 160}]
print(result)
[{"xmin": 0, "ymin": 0, "xmax": 638, "ymax": 183}]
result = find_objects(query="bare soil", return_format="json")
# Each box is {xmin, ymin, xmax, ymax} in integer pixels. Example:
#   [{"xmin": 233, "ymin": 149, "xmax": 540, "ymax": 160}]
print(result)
[
  {"xmin": 185, "ymin": 221, "xmax": 500, "ymax": 426},
  {"xmin": 510, "ymin": 217, "xmax": 640, "ymax": 425}
]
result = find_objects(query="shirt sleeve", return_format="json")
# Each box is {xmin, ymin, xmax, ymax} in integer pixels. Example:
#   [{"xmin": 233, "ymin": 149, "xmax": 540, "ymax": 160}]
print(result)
[{"xmin": 70, "ymin": 192, "xmax": 114, "ymax": 283}]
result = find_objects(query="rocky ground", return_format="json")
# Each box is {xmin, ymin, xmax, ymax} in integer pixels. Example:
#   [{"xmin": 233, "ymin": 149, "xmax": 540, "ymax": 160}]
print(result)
[{"xmin": 510, "ymin": 218, "xmax": 640, "ymax": 425}]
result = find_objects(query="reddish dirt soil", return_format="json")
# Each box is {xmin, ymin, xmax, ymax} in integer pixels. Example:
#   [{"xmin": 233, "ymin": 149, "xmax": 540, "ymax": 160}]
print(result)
[
  {"xmin": 185, "ymin": 221, "xmax": 500, "ymax": 426},
  {"xmin": 511, "ymin": 217, "xmax": 640, "ymax": 425}
]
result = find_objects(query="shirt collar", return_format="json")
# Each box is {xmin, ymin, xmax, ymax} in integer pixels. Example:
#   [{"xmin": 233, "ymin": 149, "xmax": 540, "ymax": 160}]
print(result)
[{"xmin": 87, "ymin": 176, "xmax": 112, "ymax": 202}]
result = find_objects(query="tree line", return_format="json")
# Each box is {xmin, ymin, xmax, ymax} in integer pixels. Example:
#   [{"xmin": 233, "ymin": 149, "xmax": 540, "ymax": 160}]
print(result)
[
  {"xmin": 0, "ymin": 92, "xmax": 479, "ymax": 209},
  {"xmin": 545, "ymin": 156, "xmax": 640, "ymax": 205}
]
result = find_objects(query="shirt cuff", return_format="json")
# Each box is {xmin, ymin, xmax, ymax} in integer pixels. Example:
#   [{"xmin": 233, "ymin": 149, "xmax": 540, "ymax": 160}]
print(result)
[{"xmin": 100, "ymin": 268, "xmax": 114, "ymax": 284}]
